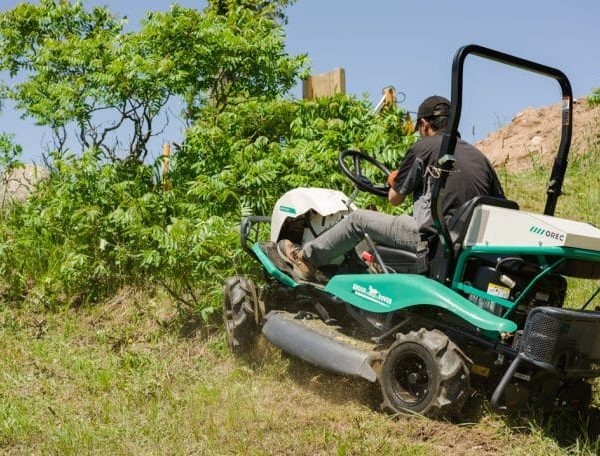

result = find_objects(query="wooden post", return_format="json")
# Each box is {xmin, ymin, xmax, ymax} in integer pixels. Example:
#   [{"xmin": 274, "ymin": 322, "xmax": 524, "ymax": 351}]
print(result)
[
  {"xmin": 302, "ymin": 68, "xmax": 346, "ymax": 100},
  {"xmin": 374, "ymin": 86, "xmax": 397, "ymax": 113},
  {"xmin": 162, "ymin": 143, "xmax": 172, "ymax": 190},
  {"xmin": 382, "ymin": 86, "xmax": 396, "ymax": 109}
]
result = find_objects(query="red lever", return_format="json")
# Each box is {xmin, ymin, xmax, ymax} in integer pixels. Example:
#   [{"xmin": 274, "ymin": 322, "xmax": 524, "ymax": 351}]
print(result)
[{"xmin": 361, "ymin": 251, "xmax": 375, "ymax": 263}]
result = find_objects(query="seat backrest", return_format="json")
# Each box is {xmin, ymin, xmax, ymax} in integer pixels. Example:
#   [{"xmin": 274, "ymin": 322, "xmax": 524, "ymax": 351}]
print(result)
[{"xmin": 449, "ymin": 196, "xmax": 519, "ymax": 248}]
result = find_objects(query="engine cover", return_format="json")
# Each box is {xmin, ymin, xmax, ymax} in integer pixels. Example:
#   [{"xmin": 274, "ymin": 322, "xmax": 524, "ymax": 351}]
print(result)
[{"xmin": 464, "ymin": 205, "xmax": 600, "ymax": 251}]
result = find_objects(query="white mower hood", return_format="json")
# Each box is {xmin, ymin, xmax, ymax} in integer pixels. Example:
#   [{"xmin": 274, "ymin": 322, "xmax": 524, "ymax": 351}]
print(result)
[{"xmin": 270, "ymin": 187, "xmax": 354, "ymax": 242}]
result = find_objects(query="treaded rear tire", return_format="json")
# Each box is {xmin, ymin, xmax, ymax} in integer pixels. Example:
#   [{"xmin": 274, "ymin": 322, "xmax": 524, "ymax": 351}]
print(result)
[
  {"xmin": 223, "ymin": 276, "xmax": 258, "ymax": 354},
  {"xmin": 380, "ymin": 328, "xmax": 471, "ymax": 418}
]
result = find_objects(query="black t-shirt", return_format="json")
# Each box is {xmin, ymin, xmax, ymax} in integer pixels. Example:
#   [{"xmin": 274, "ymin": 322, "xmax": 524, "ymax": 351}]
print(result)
[{"xmin": 392, "ymin": 134, "xmax": 505, "ymax": 239}]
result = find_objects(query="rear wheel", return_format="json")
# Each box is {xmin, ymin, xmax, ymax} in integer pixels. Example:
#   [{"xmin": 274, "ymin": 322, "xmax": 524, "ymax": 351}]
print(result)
[
  {"xmin": 380, "ymin": 329, "xmax": 471, "ymax": 418},
  {"xmin": 223, "ymin": 276, "xmax": 259, "ymax": 354}
]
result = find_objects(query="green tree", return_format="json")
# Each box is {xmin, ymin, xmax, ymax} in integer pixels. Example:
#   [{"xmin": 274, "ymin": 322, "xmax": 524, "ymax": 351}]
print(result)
[
  {"xmin": 178, "ymin": 95, "xmax": 414, "ymax": 218},
  {"xmin": 0, "ymin": 0, "xmax": 307, "ymax": 159},
  {"xmin": 139, "ymin": 4, "xmax": 307, "ymax": 118},
  {"xmin": 208, "ymin": 0, "xmax": 296, "ymax": 23},
  {"xmin": 0, "ymin": 1, "xmax": 414, "ymax": 319},
  {"xmin": 0, "ymin": 0, "xmax": 136, "ymax": 158}
]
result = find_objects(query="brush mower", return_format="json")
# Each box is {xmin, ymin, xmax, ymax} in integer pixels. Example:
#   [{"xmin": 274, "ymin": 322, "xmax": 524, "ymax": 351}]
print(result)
[{"xmin": 223, "ymin": 44, "xmax": 600, "ymax": 417}]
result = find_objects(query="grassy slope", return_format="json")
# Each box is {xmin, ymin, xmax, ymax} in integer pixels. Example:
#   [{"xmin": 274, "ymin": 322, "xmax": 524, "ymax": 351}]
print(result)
[{"xmin": 0, "ymin": 151, "xmax": 599, "ymax": 455}]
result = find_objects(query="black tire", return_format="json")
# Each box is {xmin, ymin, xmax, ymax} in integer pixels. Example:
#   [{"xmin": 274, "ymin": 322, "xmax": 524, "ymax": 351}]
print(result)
[
  {"xmin": 223, "ymin": 276, "xmax": 258, "ymax": 354},
  {"xmin": 380, "ymin": 328, "xmax": 471, "ymax": 418}
]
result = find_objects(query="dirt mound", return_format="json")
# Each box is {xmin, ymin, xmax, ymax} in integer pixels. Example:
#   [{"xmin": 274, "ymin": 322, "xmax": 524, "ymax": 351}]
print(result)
[
  {"xmin": 0, "ymin": 164, "xmax": 48, "ymax": 205},
  {"xmin": 476, "ymin": 99, "xmax": 600, "ymax": 171}
]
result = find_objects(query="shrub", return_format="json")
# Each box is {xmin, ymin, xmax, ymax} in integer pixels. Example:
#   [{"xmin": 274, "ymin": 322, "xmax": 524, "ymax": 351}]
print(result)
[
  {"xmin": 178, "ymin": 95, "xmax": 415, "ymax": 217},
  {"xmin": 0, "ymin": 96, "xmax": 414, "ymax": 319}
]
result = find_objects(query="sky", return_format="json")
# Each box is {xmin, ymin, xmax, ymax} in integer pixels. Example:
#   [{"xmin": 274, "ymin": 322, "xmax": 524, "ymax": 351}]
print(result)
[{"xmin": 1, "ymin": 0, "xmax": 599, "ymax": 162}]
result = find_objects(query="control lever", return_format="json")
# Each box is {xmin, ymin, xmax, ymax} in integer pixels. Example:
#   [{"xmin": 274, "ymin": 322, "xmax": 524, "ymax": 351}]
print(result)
[
  {"xmin": 363, "ymin": 233, "xmax": 389, "ymax": 274},
  {"xmin": 345, "ymin": 188, "xmax": 359, "ymax": 211}
]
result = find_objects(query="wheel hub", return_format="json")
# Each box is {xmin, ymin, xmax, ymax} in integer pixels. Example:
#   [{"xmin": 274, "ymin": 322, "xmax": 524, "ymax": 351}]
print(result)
[
  {"xmin": 380, "ymin": 330, "xmax": 470, "ymax": 417},
  {"xmin": 393, "ymin": 354, "xmax": 430, "ymax": 404}
]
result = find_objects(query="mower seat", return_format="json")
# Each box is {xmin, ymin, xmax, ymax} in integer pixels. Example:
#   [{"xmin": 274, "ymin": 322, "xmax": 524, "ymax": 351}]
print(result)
[
  {"xmin": 373, "ymin": 245, "xmax": 428, "ymax": 274},
  {"xmin": 449, "ymin": 195, "xmax": 519, "ymax": 248},
  {"xmin": 370, "ymin": 196, "xmax": 517, "ymax": 275}
]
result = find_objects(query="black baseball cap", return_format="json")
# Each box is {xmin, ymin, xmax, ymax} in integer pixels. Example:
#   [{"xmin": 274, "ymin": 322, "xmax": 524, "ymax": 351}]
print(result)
[{"xmin": 416, "ymin": 95, "xmax": 450, "ymax": 123}]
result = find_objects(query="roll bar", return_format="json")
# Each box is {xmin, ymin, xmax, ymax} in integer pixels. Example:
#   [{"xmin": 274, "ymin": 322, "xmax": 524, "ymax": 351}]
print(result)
[{"xmin": 432, "ymin": 44, "xmax": 573, "ymax": 260}]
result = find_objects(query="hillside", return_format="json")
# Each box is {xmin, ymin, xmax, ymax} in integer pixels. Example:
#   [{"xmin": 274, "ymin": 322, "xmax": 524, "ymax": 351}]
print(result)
[{"xmin": 476, "ymin": 98, "xmax": 600, "ymax": 171}]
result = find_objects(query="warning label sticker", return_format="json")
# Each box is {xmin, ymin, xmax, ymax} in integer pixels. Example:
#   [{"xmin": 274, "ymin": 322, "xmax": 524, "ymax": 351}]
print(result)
[{"xmin": 487, "ymin": 283, "xmax": 510, "ymax": 299}]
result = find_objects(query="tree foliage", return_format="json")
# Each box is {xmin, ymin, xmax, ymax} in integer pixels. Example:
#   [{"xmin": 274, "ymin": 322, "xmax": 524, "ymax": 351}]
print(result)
[
  {"xmin": 0, "ymin": 133, "xmax": 22, "ymax": 169},
  {"xmin": 178, "ymin": 95, "xmax": 414, "ymax": 217},
  {"xmin": 0, "ymin": 1, "xmax": 414, "ymax": 319},
  {"xmin": 208, "ymin": 0, "xmax": 296, "ymax": 23},
  {"xmin": 138, "ymin": 4, "xmax": 307, "ymax": 118},
  {"xmin": 0, "ymin": 0, "xmax": 306, "ymax": 160},
  {"xmin": 0, "ymin": 96, "xmax": 414, "ymax": 316}
]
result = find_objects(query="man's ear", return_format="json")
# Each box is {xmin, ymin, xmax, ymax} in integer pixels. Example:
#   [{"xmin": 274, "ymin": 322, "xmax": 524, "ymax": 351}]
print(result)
[{"xmin": 421, "ymin": 118, "xmax": 433, "ymax": 136}]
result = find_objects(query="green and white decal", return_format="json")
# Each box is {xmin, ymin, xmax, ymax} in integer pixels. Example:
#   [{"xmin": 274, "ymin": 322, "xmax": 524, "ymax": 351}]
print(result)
[
  {"xmin": 351, "ymin": 283, "xmax": 392, "ymax": 308},
  {"xmin": 279, "ymin": 205, "xmax": 296, "ymax": 215}
]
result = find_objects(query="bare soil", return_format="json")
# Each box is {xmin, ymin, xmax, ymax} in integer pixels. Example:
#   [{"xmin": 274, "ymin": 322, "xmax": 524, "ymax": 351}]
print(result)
[
  {"xmin": 0, "ymin": 164, "xmax": 47, "ymax": 205},
  {"xmin": 476, "ymin": 99, "xmax": 600, "ymax": 171}
]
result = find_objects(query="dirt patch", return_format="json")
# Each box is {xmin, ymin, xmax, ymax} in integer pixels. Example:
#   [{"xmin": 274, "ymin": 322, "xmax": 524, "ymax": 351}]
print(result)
[
  {"xmin": 0, "ymin": 164, "xmax": 48, "ymax": 205},
  {"xmin": 476, "ymin": 98, "xmax": 600, "ymax": 171}
]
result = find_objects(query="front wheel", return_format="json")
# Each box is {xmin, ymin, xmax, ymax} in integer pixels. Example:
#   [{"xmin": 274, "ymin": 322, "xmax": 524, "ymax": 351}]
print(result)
[
  {"xmin": 380, "ymin": 328, "xmax": 471, "ymax": 418},
  {"xmin": 223, "ymin": 276, "xmax": 259, "ymax": 354}
]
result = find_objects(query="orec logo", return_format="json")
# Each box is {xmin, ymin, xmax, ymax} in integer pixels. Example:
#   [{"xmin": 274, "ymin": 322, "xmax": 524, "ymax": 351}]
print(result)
[{"xmin": 529, "ymin": 225, "xmax": 565, "ymax": 241}]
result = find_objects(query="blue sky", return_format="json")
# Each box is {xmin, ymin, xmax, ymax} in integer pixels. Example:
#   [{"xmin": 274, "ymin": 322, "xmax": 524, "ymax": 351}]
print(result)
[{"xmin": 1, "ymin": 0, "xmax": 599, "ymax": 162}]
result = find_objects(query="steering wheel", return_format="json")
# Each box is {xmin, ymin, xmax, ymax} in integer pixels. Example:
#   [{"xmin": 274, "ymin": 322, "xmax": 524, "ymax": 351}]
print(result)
[{"xmin": 338, "ymin": 150, "xmax": 391, "ymax": 197}]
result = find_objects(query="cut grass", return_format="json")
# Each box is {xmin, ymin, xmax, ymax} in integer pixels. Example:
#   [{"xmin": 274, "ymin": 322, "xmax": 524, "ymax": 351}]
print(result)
[
  {"xmin": 1, "ymin": 287, "xmax": 600, "ymax": 455},
  {"xmin": 0, "ymin": 296, "xmax": 438, "ymax": 455}
]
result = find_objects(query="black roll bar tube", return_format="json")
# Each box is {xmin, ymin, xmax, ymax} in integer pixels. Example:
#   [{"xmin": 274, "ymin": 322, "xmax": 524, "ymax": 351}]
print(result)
[{"xmin": 432, "ymin": 44, "xmax": 573, "ymax": 261}]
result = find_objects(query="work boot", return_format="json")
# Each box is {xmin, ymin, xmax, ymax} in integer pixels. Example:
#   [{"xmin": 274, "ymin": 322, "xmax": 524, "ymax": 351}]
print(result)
[{"xmin": 276, "ymin": 239, "xmax": 316, "ymax": 281}]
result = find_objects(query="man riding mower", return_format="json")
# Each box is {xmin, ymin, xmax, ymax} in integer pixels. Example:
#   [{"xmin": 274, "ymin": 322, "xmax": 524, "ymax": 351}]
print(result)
[{"xmin": 224, "ymin": 44, "xmax": 600, "ymax": 418}]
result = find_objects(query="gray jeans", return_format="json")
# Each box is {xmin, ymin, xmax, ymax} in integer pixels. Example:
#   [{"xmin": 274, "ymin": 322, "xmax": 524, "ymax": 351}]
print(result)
[{"xmin": 302, "ymin": 209, "xmax": 420, "ymax": 267}]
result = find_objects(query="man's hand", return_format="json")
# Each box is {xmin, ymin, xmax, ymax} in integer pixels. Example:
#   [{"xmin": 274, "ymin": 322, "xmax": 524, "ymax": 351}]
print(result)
[
  {"xmin": 386, "ymin": 169, "xmax": 399, "ymax": 187},
  {"xmin": 388, "ymin": 186, "xmax": 405, "ymax": 206}
]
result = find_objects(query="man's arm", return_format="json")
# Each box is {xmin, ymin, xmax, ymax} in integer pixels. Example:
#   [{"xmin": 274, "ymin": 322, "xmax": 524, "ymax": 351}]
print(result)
[
  {"xmin": 387, "ymin": 147, "xmax": 421, "ymax": 206},
  {"xmin": 386, "ymin": 169, "xmax": 406, "ymax": 205}
]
